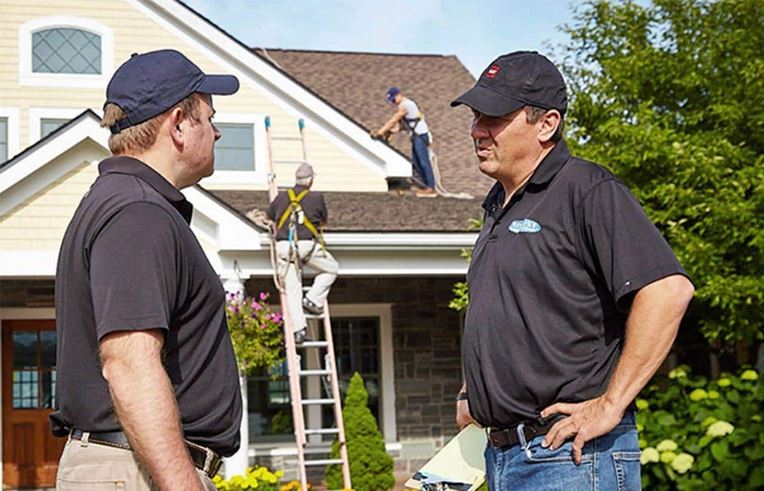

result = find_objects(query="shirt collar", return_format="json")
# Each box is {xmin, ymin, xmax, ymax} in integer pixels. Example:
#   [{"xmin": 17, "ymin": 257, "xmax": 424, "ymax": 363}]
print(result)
[
  {"xmin": 481, "ymin": 139, "xmax": 571, "ymax": 212},
  {"xmin": 98, "ymin": 156, "xmax": 194, "ymax": 223}
]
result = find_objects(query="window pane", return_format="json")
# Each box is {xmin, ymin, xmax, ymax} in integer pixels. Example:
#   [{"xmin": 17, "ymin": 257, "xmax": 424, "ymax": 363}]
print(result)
[
  {"xmin": 0, "ymin": 117, "xmax": 7, "ymax": 162},
  {"xmin": 32, "ymin": 28, "xmax": 101, "ymax": 74},
  {"xmin": 41, "ymin": 331, "xmax": 57, "ymax": 368},
  {"xmin": 247, "ymin": 363, "xmax": 293, "ymax": 441},
  {"xmin": 215, "ymin": 123, "xmax": 254, "ymax": 171},
  {"xmin": 41, "ymin": 370, "xmax": 56, "ymax": 409},
  {"xmin": 40, "ymin": 118, "xmax": 69, "ymax": 139},
  {"xmin": 13, "ymin": 331, "xmax": 37, "ymax": 369},
  {"xmin": 13, "ymin": 370, "xmax": 39, "ymax": 409}
]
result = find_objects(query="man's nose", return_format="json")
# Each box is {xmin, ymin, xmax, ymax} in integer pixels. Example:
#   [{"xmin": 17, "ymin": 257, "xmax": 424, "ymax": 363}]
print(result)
[{"xmin": 471, "ymin": 117, "xmax": 489, "ymax": 140}]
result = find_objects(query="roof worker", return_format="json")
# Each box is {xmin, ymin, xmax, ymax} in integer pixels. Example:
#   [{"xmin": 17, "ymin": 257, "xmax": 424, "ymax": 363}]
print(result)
[
  {"xmin": 451, "ymin": 51, "xmax": 695, "ymax": 489},
  {"xmin": 52, "ymin": 49, "xmax": 242, "ymax": 491},
  {"xmin": 267, "ymin": 163, "xmax": 339, "ymax": 344},
  {"xmin": 374, "ymin": 87, "xmax": 437, "ymax": 197}
]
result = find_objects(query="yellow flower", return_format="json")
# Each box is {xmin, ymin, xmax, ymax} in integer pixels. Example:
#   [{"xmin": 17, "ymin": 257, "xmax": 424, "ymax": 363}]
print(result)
[
  {"xmin": 708, "ymin": 390, "xmax": 720, "ymax": 399},
  {"xmin": 660, "ymin": 451, "xmax": 678, "ymax": 464},
  {"xmin": 689, "ymin": 388, "xmax": 708, "ymax": 401},
  {"xmin": 671, "ymin": 453, "xmax": 694, "ymax": 474},
  {"xmin": 656, "ymin": 439, "xmax": 678, "ymax": 452},
  {"xmin": 641, "ymin": 447, "xmax": 660, "ymax": 464},
  {"xmin": 706, "ymin": 421, "xmax": 734, "ymax": 438},
  {"xmin": 669, "ymin": 367, "xmax": 688, "ymax": 379},
  {"xmin": 636, "ymin": 399, "xmax": 649, "ymax": 410},
  {"xmin": 717, "ymin": 377, "xmax": 731, "ymax": 387},
  {"xmin": 741, "ymin": 370, "xmax": 759, "ymax": 381}
]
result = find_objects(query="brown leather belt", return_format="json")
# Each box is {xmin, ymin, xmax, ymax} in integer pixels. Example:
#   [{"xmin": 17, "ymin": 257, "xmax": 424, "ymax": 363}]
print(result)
[
  {"xmin": 70, "ymin": 429, "xmax": 222, "ymax": 478},
  {"xmin": 488, "ymin": 414, "xmax": 565, "ymax": 449}
]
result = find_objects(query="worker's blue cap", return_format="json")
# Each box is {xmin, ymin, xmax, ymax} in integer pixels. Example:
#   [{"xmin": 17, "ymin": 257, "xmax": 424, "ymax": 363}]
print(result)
[
  {"xmin": 105, "ymin": 49, "xmax": 239, "ymax": 134},
  {"xmin": 386, "ymin": 86, "xmax": 401, "ymax": 102}
]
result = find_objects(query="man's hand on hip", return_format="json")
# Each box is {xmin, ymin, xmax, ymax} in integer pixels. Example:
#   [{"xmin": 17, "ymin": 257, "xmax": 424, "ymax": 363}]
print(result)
[
  {"xmin": 540, "ymin": 396, "xmax": 624, "ymax": 465},
  {"xmin": 456, "ymin": 399, "xmax": 478, "ymax": 430}
]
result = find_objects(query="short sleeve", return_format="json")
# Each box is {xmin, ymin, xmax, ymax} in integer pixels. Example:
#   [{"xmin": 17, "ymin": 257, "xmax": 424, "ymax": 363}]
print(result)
[
  {"xmin": 89, "ymin": 202, "xmax": 179, "ymax": 340},
  {"xmin": 580, "ymin": 180, "xmax": 688, "ymax": 311}
]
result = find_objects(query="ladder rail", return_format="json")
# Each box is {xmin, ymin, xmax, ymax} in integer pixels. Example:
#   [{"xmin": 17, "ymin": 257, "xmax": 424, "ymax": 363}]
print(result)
[{"xmin": 264, "ymin": 116, "xmax": 351, "ymax": 490}]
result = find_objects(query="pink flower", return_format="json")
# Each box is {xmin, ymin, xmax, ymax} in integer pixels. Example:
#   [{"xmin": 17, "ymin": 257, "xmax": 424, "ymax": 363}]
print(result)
[
  {"xmin": 259, "ymin": 292, "xmax": 268, "ymax": 300},
  {"xmin": 252, "ymin": 302, "xmax": 262, "ymax": 311}
]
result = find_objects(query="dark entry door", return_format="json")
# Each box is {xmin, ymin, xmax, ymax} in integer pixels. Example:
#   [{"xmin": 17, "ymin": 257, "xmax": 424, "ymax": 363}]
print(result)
[{"xmin": 2, "ymin": 319, "xmax": 64, "ymax": 489}]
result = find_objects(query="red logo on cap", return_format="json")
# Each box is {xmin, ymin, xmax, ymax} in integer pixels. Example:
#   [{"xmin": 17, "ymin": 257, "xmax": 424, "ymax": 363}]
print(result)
[{"xmin": 486, "ymin": 65, "xmax": 501, "ymax": 78}]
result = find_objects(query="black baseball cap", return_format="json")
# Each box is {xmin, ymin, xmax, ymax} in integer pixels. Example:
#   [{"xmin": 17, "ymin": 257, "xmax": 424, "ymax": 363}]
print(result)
[
  {"xmin": 105, "ymin": 49, "xmax": 240, "ymax": 134},
  {"xmin": 451, "ymin": 51, "xmax": 567, "ymax": 117}
]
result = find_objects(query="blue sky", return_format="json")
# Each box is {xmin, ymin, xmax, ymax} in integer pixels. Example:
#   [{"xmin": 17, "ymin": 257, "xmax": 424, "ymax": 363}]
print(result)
[{"xmin": 182, "ymin": 0, "xmax": 580, "ymax": 76}]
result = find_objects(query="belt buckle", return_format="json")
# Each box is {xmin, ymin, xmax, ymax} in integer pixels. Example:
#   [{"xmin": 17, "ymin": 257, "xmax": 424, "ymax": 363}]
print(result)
[{"xmin": 202, "ymin": 447, "xmax": 222, "ymax": 478}]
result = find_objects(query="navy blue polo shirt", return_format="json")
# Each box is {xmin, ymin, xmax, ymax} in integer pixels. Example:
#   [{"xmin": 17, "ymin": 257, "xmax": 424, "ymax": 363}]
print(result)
[
  {"xmin": 52, "ymin": 156, "xmax": 242, "ymax": 456},
  {"xmin": 463, "ymin": 140, "xmax": 688, "ymax": 428}
]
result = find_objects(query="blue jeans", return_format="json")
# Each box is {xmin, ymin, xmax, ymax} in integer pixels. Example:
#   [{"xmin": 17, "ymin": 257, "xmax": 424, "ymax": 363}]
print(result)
[
  {"xmin": 484, "ymin": 412, "xmax": 641, "ymax": 490},
  {"xmin": 411, "ymin": 133, "xmax": 435, "ymax": 188}
]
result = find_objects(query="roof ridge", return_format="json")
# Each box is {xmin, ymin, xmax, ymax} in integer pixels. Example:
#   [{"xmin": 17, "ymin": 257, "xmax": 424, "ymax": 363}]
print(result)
[{"xmin": 253, "ymin": 47, "xmax": 453, "ymax": 58}]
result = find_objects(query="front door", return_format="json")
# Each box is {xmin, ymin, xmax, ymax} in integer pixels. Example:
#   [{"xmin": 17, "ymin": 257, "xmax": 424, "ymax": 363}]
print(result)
[{"xmin": 2, "ymin": 319, "xmax": 64, "ymax": 489}]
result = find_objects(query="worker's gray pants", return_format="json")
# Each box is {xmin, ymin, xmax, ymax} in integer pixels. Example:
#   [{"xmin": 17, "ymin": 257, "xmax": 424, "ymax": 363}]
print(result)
[{"xmin": 276, "ymin": 240, "xmax": 339, "ymax": 332}]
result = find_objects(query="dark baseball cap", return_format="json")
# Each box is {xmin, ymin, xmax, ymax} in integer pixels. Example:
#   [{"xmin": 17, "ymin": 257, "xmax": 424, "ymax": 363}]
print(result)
[
  {"xmin": 105, "ymin": 49, "xmax": 240, "ymax": 134},
  {"xmin": 451, "ymin": 51, "xmax": 567, "ymax": 117},
  {"xmin": 386, "ymin": 86, "xmax": 401, "ymax": 102}
]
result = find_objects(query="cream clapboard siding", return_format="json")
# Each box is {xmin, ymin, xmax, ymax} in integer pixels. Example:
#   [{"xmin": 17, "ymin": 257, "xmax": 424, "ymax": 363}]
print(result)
[
  {"xmin": 0, "ymin": 159, "xmax": 98, "ymax": 250},
  {"xmin": 0, "ymin": 0, "xmax": 385, "ymax": 193}
]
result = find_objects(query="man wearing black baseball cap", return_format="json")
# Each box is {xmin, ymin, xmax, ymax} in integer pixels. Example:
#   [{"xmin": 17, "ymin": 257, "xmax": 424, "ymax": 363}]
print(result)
[
  {"xmin": 53, "ymin": 49, "xmax": 242, "ymax": 490},
  {"xmin": 452, "ymin": 51, "xmax": 693, "ymax": 489}
]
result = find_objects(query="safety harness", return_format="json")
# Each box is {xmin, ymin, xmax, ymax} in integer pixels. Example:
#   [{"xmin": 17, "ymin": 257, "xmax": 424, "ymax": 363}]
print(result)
[
  {"xmin": 276, "ymin": 188, "xmax": 325, "ymax": 252},
  {"xmin": 402, "ymin": 98, "xmax": 426, "ymax": 136}
]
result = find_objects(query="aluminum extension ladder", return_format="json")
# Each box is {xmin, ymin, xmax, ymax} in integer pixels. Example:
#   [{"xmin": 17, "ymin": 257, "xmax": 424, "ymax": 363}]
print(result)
[{"xmin": 263, "ymin": 116, "xmax": 351, "ymax": 490}]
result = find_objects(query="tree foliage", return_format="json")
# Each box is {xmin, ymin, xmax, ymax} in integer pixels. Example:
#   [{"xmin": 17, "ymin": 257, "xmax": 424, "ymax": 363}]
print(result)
[
  {"xmin": 326, "ymin": 372, "xmax": 394, "ymax": 491},
  {"xmin": 558, "ymin": 0, "xmax": 764, "ymax": 342}
]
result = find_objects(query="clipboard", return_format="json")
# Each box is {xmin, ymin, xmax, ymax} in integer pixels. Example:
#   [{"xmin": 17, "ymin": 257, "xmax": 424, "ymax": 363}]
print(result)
[{"xmin": 405, "ymin": 424, "xmax": 487, "ymax": 490}]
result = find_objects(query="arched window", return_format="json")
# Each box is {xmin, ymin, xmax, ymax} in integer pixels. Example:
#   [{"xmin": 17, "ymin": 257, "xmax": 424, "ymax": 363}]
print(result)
[
  {"xmin": 19, "ymin": 17, "xmax": 113, "ymax": 88},
  {"xmin": 32, "ymin": 28, "xmax": 101, "ymax": 74}
]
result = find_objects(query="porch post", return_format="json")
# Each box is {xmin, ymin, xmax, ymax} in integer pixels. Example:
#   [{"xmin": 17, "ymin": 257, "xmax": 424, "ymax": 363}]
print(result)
[{"xmin": 221, "ymin": 275, "xmax": 249, "ymax": 479}]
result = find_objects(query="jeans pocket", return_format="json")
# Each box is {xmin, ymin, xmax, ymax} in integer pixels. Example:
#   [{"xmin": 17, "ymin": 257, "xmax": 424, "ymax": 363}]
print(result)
[
  {"xmin": 612, "ymin": 451, "xmax": 641, "ymax": 491},
  {"xmin": 526, "ymin": 441, "xmax": 593, "ymax": 464}
]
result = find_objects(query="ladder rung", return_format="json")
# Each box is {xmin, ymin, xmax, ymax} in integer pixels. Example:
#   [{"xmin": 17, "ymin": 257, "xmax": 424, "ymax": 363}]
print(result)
[
  {"xmin": 273, "ymin": 159, "xmax": 305, "ymax": 164},
  {"xmin": 301, "ymin": 398, "xmax": 335, "ymax": 405},
  {"xmin": 299, "ymin": 341, "xmax": 328, "ymax": 348},
  {"xmin": 304, "ymin": 459, "xmax": 344, "ymax": 467},
  {"xmin": 304, "ymin": 313, "xmax": 323, "ymax": 319},
  {"xmin": 299, "ymin": 369, "xmax": 331, "ymax": 376},
  {"xmin": 305, "ymin": 428, "xmax": 340, "ymax": 435},
  {"xmin": 270, "ymin": 136, "xmax": 302, "ymax": 141}
]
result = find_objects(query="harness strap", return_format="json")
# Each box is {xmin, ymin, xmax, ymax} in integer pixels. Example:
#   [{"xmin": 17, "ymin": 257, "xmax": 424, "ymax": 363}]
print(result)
[{"xmin": 276, "ymin": 188, "xmax": 325, "ymax": 249}]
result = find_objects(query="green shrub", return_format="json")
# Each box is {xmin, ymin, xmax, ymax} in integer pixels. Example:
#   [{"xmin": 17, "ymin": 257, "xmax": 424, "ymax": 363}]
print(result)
[
  {"xmin": 326, "ymin": 372, "xmax": 394, "ymax": 491},
  {"xmin": 638, "ymin": 367, "xmax": 763, "ymax": 490}
]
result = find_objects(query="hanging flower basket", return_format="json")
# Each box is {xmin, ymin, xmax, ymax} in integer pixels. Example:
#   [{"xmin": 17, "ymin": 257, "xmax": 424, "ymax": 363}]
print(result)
[{"xmin": 225, "ymin": 291, "xmax": 285, "ymax": 374}]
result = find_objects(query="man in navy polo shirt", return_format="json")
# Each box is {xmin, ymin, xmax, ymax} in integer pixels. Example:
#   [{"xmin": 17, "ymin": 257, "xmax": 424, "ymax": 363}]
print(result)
[
  {"xmin": 53, "ymin": 49, "xmax": 242, "ymax": 490},
  {"xmin": 451, "ymin": 51, "xmax": 694, "ymax": 489}
]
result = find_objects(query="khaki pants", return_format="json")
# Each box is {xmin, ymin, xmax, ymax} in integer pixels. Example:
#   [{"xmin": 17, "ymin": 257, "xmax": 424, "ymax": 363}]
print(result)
[
  {"xmin": 276, "ymin": 240, "xmax": 339, "ymax": 332},
  {"xmin": 56, "ymin": 437, "xmax": 216, "ymax": 491}
]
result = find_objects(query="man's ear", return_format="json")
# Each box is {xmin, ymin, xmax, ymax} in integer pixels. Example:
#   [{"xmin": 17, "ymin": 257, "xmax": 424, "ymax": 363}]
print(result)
[
  {"xmin": 538, "ymin": 109, "xmax": 561, "ymax": 143},
  {"xmin": 168, "ymin": 107, "xmax": 185, "ymax": 148}
]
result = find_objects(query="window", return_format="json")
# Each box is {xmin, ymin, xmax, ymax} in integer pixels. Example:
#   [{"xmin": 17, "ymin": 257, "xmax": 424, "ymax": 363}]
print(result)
[
  {"xmin": 19, "ymin": 17, "xmax": 113, "ymax": 88},
  {"xmin": 246, "ymin": 316, "xmax": 383, "ymax": 442},
  {"xmin": 215, "ymin": 123, "xmax": 255, "ymax": 171},
  {"xmin": 12, "ymin": 330, "xmax": 57, "ymax": 409},
  {"xmin": 0, "ymin": 117, "xmax": 7, "ymax": 162},
  {"xmin": 32, "ymin": 28, "xmax": 101, "ymax": 74},
  {"xmin": 40, "ymin": 118, "xmax": 69, "ymax": 139}
]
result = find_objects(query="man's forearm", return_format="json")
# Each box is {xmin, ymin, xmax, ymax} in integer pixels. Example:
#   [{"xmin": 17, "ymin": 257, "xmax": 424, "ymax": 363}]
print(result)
[
  {"xmin": 101, "ymin": 330, "xmax": 203, "ymax": 491},
  {"xmin": 603, "ymin": 274, "xmax": 695, "ymax": 411}
]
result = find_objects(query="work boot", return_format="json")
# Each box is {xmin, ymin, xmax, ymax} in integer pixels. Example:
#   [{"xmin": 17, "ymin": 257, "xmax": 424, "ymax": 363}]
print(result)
[
  {"xmin": 294, "ymin": 328, "xmax": 311, "ymax": 345},
  {"xmin": 302, "ymin": 296, "xmax": 324, "ymax": 315},
  {"xmin": 416, "ymin": 187, "xmax": 437, "ymax": 198}
]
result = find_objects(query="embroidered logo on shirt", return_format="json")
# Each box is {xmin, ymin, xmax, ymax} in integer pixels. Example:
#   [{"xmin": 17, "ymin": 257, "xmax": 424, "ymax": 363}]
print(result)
[
  {"xmin": 486, "ymin": 65, "xmax": 501, "ymax": 78},
  {"xmin": 508, "ymin": 219, "xmax": 541, "ymax": 234}
]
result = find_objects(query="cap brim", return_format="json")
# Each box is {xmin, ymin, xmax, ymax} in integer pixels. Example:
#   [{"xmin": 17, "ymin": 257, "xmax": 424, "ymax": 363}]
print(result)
[
  {"xmin": 450, "ymin": 84, "xmax": 524, "ymax": 117},
  {"xmin": 197, "ymin": 74, "xmax": 240, "ymax": 95}
]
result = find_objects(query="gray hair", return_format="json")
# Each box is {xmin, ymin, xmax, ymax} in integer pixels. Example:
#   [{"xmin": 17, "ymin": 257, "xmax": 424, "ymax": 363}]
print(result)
[
  {"xmin": 296, "ymin": 176, "xmax": 313, "ymax": 187},
  {"xmin": 524, "ymin": 106, "xmax": 564, "ymax": 142}
]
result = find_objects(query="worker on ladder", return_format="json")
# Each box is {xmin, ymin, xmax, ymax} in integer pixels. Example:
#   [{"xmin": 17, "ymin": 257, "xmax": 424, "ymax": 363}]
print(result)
[
  {"xmin": 267, "ymin": 162, "xmax": 339, "ymax": 344},
  {"xmin": 373, "ymin": 87, "xmax": 437, "ymax": 197}
]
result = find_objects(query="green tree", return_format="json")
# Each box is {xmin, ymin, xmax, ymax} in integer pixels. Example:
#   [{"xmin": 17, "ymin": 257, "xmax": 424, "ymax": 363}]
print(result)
[
  {"xmin": 556, "ymin": 0, "xmax": 764, "ymax": 342},
  {"xmin": 325, "ymin": 372, "xmax": 394, "ymax": 491}
]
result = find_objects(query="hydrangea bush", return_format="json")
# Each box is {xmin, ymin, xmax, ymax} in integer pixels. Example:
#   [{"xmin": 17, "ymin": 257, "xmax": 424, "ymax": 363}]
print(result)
[
  {"xmin": 637, "ymin": 367, "xmax": 763, "ymax": 489},
  {"xmin": 225, "ymin": 291, "xmax": 285, "ymax": 373}
]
